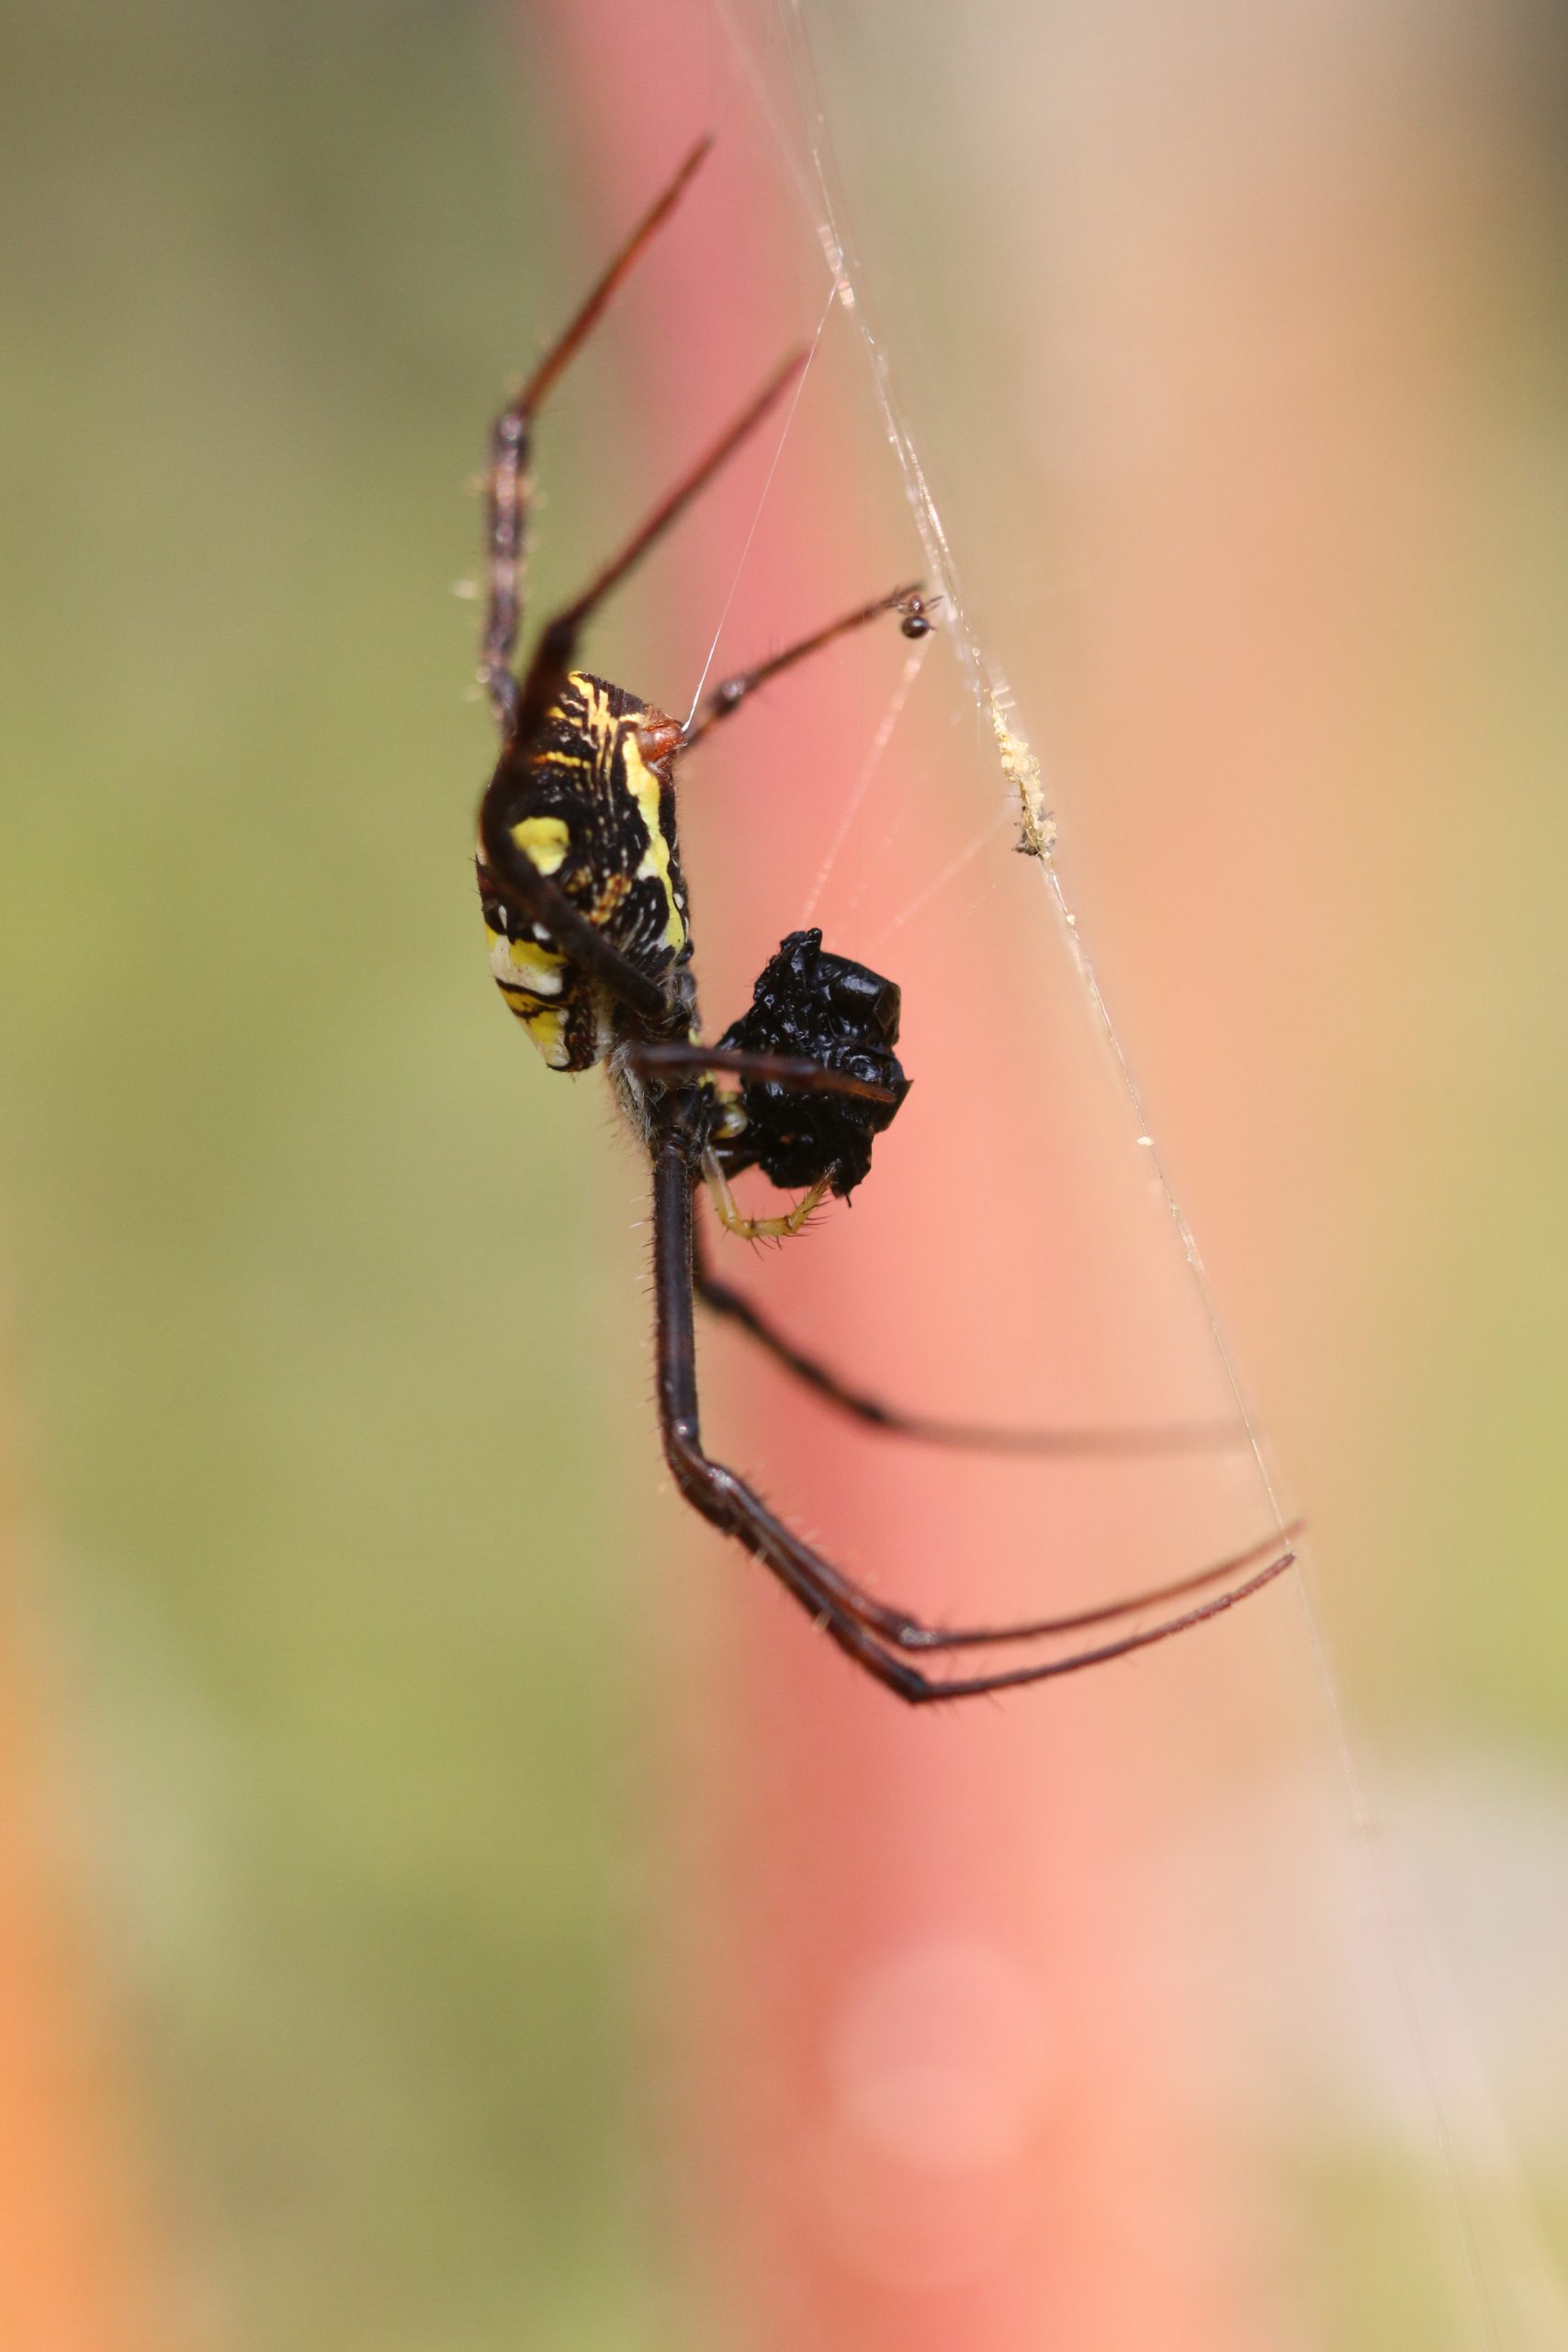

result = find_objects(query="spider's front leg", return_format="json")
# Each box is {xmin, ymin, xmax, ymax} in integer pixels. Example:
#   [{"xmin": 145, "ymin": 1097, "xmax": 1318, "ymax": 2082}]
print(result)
[
  {"xmin": 679, "ymin": 582, "xmax": 932, "ymax": 751},
  {"xmin": 478, "ymin": 341, "xmax": 813, "ymax": 1019},
  {"xmin": 481, "ymin": 137, "xmax": 712, "ymax": 740}
]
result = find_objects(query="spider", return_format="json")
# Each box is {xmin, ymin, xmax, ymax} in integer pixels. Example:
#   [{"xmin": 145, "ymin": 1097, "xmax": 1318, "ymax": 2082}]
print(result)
[{"xmin": 473, "ymin": 139, "xmax": 1298, "ymax": 1702}]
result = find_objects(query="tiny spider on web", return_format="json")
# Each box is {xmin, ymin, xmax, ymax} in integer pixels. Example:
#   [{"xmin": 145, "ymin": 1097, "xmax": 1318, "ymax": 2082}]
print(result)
[{"xmin": 471, "ymin": 138, "xmax": 1298, "ymax": 1702}]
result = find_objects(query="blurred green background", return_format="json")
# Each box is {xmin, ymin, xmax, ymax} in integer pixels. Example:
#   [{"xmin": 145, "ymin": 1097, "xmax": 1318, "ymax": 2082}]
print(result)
[
  {"xmin": 4, "ymin": 0, "xmax": 1567, "ymax": 2346},
  {"xmin": 3, "ymin": 4, "xmax": 671, "ymax": 2345}
]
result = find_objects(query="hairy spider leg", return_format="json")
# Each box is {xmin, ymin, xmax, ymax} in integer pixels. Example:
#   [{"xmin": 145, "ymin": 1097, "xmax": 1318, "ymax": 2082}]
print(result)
[
  {"xmin": 478, "ymin": 349, "xmax": 808, "ymax": 1012},
  {"xmin": 653, "ymin": 1142, "xmax": 1298, "ymax": 1703},
  {"xmin": 483, "ymin": 135, "xmax": 714, "ymax": 738},
  {"xmin": 624, "ymin": 1039, "xmax": 900, "ymax": 1102},
  {"xmin": 704, "ymin": 1158, "xmax": 830, "ymax": 1242},
  {"xmin": 691, "ymin": 1222, "xmax": 1252, "ymax": 1457},
  {"xmin": 478, "ymin": 154, "xmax": 922, "ymax": 1030},
  {"xmin": 509, "ymin": 348, "xmax": 809, "ymax": 765},
  {"xmin": 681, "ymin": 582, "xmax": 927, "ymax": 750},
  {"xmin": 620, "ymin": 1042, "xmax": 899, "ymax": 1241}
]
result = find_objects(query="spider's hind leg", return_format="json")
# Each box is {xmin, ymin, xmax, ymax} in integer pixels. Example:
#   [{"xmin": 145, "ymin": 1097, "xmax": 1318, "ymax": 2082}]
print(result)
[
  {"xmin": 651, "ymin": 1139, "xmax": 1298, "ymax": 1705},
  {"xmin": 690, "ymin": 1219, "xmax": 1250, "ymax": 1457}
]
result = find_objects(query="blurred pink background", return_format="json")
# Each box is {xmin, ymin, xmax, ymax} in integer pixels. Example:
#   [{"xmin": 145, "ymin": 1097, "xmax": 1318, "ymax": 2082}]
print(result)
[{"xmin": 2, "ymin": 0, "xmax": 1564, "ymax": 2345}]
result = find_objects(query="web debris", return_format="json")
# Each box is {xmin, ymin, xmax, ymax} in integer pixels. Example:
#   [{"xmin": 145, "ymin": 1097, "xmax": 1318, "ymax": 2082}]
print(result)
[
  {"xmin": 990, "ymin": 680, "xmax": 1056, "ymax": 859},
  {"xmin": 707, "ymin": 0, "xmax": 1058, "ymax": 872}
]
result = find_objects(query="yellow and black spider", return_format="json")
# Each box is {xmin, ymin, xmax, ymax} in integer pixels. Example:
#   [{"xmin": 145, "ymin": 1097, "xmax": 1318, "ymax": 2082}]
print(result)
[{"xmin": 473, "ymin": 141, "xmax": 1297, "ymax": 1702}]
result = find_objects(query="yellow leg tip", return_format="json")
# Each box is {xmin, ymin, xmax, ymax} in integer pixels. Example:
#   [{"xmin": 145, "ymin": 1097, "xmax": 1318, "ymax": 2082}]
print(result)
[{"xmin": 704, "ymin": 1155, "xmax": 829, "ymax": 1241}]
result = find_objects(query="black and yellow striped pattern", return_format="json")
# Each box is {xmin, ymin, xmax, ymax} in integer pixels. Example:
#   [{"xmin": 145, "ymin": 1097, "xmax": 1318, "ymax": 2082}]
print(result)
[{"xmin": 477, "ymin": 672, "xmax": 690, "ymax": 1070}]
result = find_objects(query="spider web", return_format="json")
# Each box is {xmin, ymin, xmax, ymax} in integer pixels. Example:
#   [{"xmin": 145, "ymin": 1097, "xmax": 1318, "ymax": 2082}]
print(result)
[{"xmin": 662, "ymin": 1, "xmax": 1566, "ymax": 2343}]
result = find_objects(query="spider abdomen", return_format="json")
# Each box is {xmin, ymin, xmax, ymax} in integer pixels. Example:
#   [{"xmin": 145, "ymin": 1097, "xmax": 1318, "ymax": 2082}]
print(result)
[
  {"xmin": 478, "ymin": 670, "xmax": 690, "ymax": 1070},
  {"xmin": 716, "ymin": 928, "xmax": 911, "ymax": 1195}
]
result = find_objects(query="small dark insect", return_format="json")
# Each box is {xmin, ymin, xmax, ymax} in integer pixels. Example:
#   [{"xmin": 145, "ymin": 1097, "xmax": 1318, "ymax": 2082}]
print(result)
[
  {"xmin": 472, "ymin": 140, "xmax": 1297, "ymax": 1701},
  {"xmin": 715, "ymin": 929, "xmax": 910, "ymax": 1201}
]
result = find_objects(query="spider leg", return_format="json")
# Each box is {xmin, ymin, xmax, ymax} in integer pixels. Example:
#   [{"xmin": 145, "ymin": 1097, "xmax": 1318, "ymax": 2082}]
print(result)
[
  {"xmin": 479, "ymin": 355, "xmax": 816, "ymax": 1021},
  {"xmin": 483, "ymin": 136, "xmax": 713, "ymax": 739},
  {"xmin": 505, "ymin": 347, "xmax": 807, "ymax": 768},
  {"xmin": 691, "ymin": 1220, "xmax": 1250, "ymax": 1457},
  {"xmin": 819, "ymin": 1544, "xmax": 1300, "ymax": 1704},
  {"xmin": 636, "ymin": 1046, "xmax": 1245, "ymax": 1455},
  {"xmin": 704, "ymin": 1156, "xmax": 830, "ymax": 1242},
  {"xmin": 680, "ymin": 582, "xmax": 926, "ymax": 751},
  {"xmin": 623, "ymin": 1041, "xmax": 898, "ymax": 1242},
  {"xmin": 624, "ymin": 1038, "xmax": 899, "ymax": 1105},
  {"xmin": 653, "ymin": 1141, "xmax": 1297, "ymax": 1704},
  {"xmin": 642, "ymin": 1049, "xmax": 1242, "ymax": 1451}
]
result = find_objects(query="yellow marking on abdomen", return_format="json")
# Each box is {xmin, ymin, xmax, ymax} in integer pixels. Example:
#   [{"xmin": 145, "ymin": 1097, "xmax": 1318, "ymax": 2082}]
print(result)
[
  {"xmin": 620, "ymin": 732, "xmax": 685, "ymax": 953},
  {"xmin": 496, "ymin": 984, "xmax": 572, "ymax": 1067},
  {"xmin": 504, "ymin": 936, "xmax": 566, "ymax": 994},
  {"xmin": 486, "ymin": 923, "xmax": 568, "ymax": 998},
  {"xmin": 510, "ymin": 813, "xmax": 571, "ymax": 876},
  {"xmin": 519, "ymin": 1003, "xmax": 571, "ymax": 1067}
]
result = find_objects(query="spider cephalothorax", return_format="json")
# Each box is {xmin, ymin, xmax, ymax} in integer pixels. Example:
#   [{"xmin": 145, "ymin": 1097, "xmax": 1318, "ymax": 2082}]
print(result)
[{"xmin": 468, "ymin": 137, "xmax": 1298, "ymax": 1701}]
